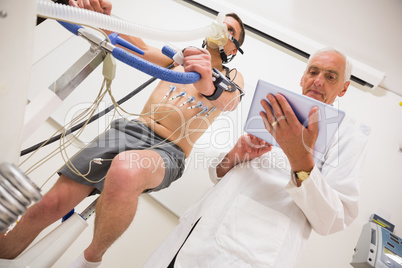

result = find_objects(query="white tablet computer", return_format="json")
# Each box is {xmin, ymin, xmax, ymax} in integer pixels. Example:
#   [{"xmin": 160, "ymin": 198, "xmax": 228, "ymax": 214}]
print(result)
[{"xmin": 244, "ymin": 79, "xmax": 346, "ymax": 155}]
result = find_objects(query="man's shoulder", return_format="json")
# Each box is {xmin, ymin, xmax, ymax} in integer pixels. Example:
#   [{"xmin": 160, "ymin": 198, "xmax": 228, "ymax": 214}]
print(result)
[{"xmin": 226, "ymin": 67, "xmax": 244, "ymax": 89}]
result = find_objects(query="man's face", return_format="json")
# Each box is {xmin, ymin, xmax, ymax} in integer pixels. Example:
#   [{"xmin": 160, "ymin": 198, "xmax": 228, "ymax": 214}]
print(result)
[
  {"xmin": 223, "ymin": 16, "xmax": 242, "ymax": 56},
  {"xmin": 300, "ymin": 51, "xmax": 350, "ymax": 105}
]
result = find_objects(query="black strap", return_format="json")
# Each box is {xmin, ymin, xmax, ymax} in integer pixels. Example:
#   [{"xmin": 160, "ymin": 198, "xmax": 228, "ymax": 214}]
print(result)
[
  {"xmin": 222, "ymin": 65, "xmax": 231, "ymax": 79},
  {"xmin": 167, "ymin": 217, "xmax": 201, "ymax": 268}
]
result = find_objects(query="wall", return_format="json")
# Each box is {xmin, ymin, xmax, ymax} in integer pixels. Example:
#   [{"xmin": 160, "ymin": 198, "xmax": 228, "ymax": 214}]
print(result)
[{"xmin": 18, "ymin": 0, "xmax": 402, "ymax": 267}]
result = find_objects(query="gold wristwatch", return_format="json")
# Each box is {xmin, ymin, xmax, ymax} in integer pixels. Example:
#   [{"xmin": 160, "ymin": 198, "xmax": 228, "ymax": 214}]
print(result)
[{"xmin": 294, "ymin": 170, "xmax": 311, "ymax": 181}]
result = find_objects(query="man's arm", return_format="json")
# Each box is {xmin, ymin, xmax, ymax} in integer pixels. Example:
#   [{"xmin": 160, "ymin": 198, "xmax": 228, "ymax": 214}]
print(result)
[
  {"xmin": 286, "ymin": 119, "xmax": 369, "ymax": 235},
  {"xmin": 113, "ymin": 34, "xmax": 175, "ymax": 67},
  {"xmin": 260, "ymin": 93, "xmax": 369, "ymax": 234},
  {"xmin": 181, "ymin": 48, "xmax": 244, "ymax": 111},
  {"xmin": 69, "ymin": 0, "xmax": 112, "ymax": 15}
]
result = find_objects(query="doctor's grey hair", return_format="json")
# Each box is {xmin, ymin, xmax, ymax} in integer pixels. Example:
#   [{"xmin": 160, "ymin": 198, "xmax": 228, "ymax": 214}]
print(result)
[{"xmin": 307, "ymin": 47, "xmax": 352, "ymax": 83}]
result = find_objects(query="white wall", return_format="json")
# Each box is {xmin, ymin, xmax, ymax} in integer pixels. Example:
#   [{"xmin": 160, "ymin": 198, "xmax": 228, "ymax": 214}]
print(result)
[{"xmin": 17, "ymin": 0, "xmax": 402, "ymax": 267}]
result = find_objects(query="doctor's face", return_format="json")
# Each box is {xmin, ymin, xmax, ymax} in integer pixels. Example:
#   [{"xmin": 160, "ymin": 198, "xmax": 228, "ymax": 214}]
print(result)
[{"xmin": 300, "ymin": 51, "xmax": 350, "ymax": 105}]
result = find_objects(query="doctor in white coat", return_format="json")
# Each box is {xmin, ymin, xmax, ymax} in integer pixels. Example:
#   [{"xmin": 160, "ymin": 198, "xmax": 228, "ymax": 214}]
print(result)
[{"xmin": 143, "ymin": 47, "xmax": 369, "ymax": 268}]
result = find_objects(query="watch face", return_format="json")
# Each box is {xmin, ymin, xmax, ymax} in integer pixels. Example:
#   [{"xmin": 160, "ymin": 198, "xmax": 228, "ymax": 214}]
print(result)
[{"xmin": 296, "ymin": 171, "xmax": 310, "ymax": 181}]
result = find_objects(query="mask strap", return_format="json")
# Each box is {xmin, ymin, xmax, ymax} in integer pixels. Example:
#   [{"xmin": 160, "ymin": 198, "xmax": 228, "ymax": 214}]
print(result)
[
  {"xmin": 201, "ymin": 36, "xmax": 242, "ymax": 64},
  {"xmin": 218, "ymin": 45, "xmax": 228, "ymax": 63},
  {"xmin": 223, "ymin": 34, "xmax": 243, "ymax": 63},
  {"xmin": 228, "ymin": 34, "xmax": 244, "ymax": 54}
]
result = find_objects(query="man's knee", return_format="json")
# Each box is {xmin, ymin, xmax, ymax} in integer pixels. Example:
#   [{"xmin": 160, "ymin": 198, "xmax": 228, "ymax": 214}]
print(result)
[
  {"xmin": 24, "ymin": 189, "xmax": 68, "ymax": 223},
  {"xmin": 105, "ymin": 152, "xmax": 158, "ymax": 194},
  {"xmin": 29, "ymin": 176, "xmax": 92, "ymax": 220}
]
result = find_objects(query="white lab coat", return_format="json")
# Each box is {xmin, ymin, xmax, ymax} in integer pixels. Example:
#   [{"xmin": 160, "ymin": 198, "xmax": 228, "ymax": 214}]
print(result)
[{"xmin": 143, "ymin": 116, "xmax": 369, "ymax": 268}]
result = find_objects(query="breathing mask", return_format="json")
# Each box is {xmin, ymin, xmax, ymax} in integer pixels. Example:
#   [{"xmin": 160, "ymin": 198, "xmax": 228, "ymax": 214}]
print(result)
[{"xmin": 202, "ymin": 13, "xmax": 244, "ymax": 64}]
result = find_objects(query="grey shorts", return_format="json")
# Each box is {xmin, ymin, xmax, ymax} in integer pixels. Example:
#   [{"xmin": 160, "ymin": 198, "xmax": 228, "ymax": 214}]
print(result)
[{"xmin": 58, "ymin": 119, "xmax": 185, "ymax": 195}]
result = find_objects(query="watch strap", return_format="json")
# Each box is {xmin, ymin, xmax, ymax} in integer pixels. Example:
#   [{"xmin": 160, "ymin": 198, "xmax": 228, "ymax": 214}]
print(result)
[{"xmin": 202, "ymin": 68, "xmax": 243, "ymax": 101}]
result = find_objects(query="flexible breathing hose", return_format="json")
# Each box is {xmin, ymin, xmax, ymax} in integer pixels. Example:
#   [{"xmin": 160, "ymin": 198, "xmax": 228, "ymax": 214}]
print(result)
[
  {"xmin": 57, "ymin": 21, "xmax": 200, "ymax": 84},
  {"xmin": 112, "ymin": 46, "xmax": 200, "ymax": 84},
  {"xmin": 37, "ymin": 0, "xmax": 216, "ymax": 42}
]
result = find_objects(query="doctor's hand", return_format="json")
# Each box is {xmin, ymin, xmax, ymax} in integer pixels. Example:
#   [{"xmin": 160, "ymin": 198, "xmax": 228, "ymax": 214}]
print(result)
[
  {"xmin": 231, "ymin": 134, "xmax": 273, "ymax": 163},
  {"xmin": 216, "ymin": 134, "xmax": 272, "ymax": 178},
  {"xmin": 260, "ymin": 93, "xmax": 318, "ymax": 172},
  {"xmin": 69, "ymin": 0, "xmax": 112, "ymax": 15}
]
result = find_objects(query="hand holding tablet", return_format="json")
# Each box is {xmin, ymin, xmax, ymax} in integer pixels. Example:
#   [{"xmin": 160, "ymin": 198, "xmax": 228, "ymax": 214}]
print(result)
[{"xmin": 244, "ymin": 80, "xmax": 346, "ymax": 155}]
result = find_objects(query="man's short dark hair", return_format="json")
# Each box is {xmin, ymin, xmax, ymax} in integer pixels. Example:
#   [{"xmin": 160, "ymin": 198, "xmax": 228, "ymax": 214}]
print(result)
[{"xmin": 226, "ymin": 13, "xmax": 245, "ymax": 47}]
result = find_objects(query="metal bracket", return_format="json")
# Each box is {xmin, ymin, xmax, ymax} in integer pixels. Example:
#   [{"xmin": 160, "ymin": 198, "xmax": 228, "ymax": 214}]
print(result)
[{"xmin": 48, "ymin": 46, "xmax": 106, "ymax": 100}]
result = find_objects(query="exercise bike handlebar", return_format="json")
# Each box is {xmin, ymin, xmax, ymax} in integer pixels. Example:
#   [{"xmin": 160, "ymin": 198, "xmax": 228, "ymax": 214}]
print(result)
[
  {"xmin": 112, "ymin": 46, "xmax": 200, "ymax": 84},
  {"xmin": 57, "ymin": 21, "xmax": 200, "ymax": 84}
]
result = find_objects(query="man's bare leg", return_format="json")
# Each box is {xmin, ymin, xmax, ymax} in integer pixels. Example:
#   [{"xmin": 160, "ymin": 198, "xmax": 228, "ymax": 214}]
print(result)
[
  {"xmin": 82, "ymin": 150, "xmax": 165, "ymax": 263},
  {"xmin": 0, "ymin": 175, "xmax": 94, "ymax": 259}
]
